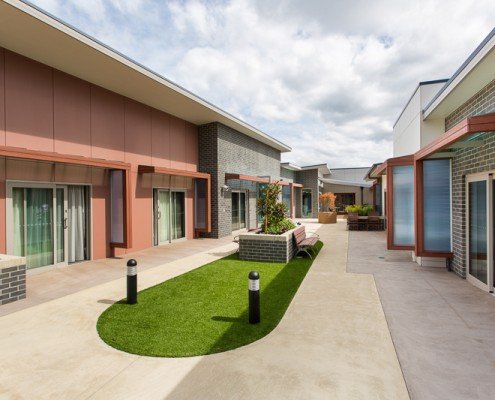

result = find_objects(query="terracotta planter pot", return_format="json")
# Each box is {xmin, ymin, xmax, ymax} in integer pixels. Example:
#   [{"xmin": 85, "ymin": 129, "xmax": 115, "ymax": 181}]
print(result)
[{"xmin": 318, "ymin": 211, "xmax": 337, "ymax": 224}]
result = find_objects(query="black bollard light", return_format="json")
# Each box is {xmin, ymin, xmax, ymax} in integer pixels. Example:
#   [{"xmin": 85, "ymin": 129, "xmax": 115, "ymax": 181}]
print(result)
[
  {"xmin": 248, "ymin": 271, "xmax": 260, "ymax": 324},
  {"xmin": 127, "ymin": 259, "xmax": 138, "ymax": 305}
]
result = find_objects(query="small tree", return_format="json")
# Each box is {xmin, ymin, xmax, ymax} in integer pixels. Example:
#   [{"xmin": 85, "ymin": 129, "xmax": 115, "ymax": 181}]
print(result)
[
  {"xmin": 257, "ymin": 183, "xmax": 288, "ymax": 232},
  {"xmin": 319, "ymin": 192, "xmax": 336, "ymax": 212}
]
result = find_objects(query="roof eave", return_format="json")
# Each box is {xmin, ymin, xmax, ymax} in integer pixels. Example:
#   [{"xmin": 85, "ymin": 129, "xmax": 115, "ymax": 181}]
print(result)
[{"xmin": 0, "ymin": 0, "xmax": 291, "ymax": 152}]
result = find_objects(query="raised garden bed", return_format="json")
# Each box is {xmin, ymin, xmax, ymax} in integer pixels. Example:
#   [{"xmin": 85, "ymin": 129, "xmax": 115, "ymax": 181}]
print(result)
[{"xmin": 238, "ymin": 228, "xmax": 297, "ymax": 263}]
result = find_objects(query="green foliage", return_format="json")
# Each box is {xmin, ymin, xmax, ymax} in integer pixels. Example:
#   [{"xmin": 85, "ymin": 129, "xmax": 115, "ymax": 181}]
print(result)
[
  {"xmin": 264, "ymin": 218, "xmax": 296, "ymax": 235},
  {"xmin": 97, "ymin": 242, "xmax": 323, "ymax": 357},
  {"xmin": 257, "ymin": 183, "xmax": 289, "ymax": 232},
  {"xmin": 345, "ymin": 204, "xmax": 374, "ymax": 216}
]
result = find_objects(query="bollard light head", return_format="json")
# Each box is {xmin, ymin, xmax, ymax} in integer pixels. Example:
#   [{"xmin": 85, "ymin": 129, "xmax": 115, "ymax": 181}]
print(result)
[
  {"xmin": 127, "ymin": 259, "xmax": 137, "ymax": 276},
  {"xmin": 248, "ymin": 270, "xmax": 259, "ymax": 280},
  {"xmin": 127, "ymin": 259, "xmax": 137, "ymax": 267}
]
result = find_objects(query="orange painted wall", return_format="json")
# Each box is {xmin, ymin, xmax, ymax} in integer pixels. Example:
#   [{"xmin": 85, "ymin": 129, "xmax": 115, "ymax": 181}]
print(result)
[{"xmin": 0, "ymin": 48, "xmax": 200, "ymax": 258}]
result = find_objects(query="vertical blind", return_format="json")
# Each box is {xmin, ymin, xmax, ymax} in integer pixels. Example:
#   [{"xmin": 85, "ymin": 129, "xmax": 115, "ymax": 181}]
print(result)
[
  {"xmin": 393, "ymin": 165, "xmax": 414, "ymax": 246},
  {"xmin": 423, "ymin": 159, "xmax": 451, "ymax": 252}
]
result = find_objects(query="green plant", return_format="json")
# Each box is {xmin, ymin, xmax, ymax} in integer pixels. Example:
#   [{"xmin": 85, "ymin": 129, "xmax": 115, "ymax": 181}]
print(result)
[
  {"xmin": 345, "ymin": 204, "xmax": 374, "ymax": 216},
  {"xmin": 319, "ymin": 192, "xmax": 336, "ymax": 212},
  {"xmin": 264, "ymin": 218, "xmax": 296, "ymax": 235},
  {"xmin": 97, "ymin": 243, "xmax": 323, "ymax": 357},
  {"xmin": 257, "ymin": 183, "xmax": 288, "ymax": 233}
]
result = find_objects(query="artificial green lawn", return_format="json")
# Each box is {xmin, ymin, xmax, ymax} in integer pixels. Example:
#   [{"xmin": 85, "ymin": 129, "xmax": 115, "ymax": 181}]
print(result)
[{"xmin": 97, "ymin": 241, "xmax": 322, "ymax": 357}]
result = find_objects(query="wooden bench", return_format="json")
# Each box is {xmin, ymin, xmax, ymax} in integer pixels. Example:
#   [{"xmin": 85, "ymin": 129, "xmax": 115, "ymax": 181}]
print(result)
[{"xmin": 294, "ymin": 226, "xmax": 319, "ymax": 259}]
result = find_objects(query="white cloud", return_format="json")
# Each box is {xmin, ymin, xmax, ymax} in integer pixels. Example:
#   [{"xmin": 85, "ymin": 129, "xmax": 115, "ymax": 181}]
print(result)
[{"xmin": 29, "ymin": 0, "xmax": 495, "ymax": 167}]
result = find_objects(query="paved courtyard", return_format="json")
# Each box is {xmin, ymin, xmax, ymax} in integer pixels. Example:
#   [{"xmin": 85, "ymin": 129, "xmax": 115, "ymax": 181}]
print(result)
[
  {"xmin": 348, "ymin": 230, "xmax": 495, "ymax": 400},
  {"xmin": 2, "ymin": 221, "xmax": 494, "ymax": 399},
  {"xmin": 0, "ymin": 221, "xmax": 408, "ymax": 399}
]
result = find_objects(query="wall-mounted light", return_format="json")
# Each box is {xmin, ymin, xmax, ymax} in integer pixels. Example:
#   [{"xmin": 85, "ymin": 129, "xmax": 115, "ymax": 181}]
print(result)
[{"xmin": 221, "ymin": 184, "xmax": 231, "ymax": 195}]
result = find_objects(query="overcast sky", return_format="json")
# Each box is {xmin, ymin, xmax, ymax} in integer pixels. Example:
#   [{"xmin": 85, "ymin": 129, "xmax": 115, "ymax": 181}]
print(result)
[{"xmin": 31, "ymin": 0, "xmax": 495, "ymax": 167}]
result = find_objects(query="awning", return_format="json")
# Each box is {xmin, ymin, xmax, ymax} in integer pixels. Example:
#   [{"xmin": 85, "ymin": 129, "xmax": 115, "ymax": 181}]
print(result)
[
  {"xmin": 0, "ymin": 145, "xmax": 131, "ymax": 170},
  {"xmin": 415, "ymin": 113, "xmax": 495, "ymax": 160},
  {"xmin": 139, "ymin": 165, "xmax": 211, "ymax": 233},
  {"xmin": 320, "ymin": 178, "xmax": 372, "ymax": 188},
  {"xmin": 225, "ymin": 173, "xmax": 291, "ymax": 186},
  {"xmin": 138, "ymin": 165, "xmax": 210, "ymax": 179}
]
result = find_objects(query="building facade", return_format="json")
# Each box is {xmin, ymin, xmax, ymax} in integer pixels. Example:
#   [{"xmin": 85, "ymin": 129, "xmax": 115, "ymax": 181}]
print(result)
[
  {"xmin": 373, "ymin": 27, "xmax": 495, "ymax": 292},
  {"xmin": 199, "ymin": 122, "xmax": 289, "ymax": 238},
  {"xmin": 0, "ymin": 1, "xmax": 291, "ymax": 274}
]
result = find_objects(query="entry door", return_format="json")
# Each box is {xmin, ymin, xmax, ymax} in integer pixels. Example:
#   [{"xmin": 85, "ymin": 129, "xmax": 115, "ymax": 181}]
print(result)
[
  {"xmin": 154, "ymin": 189, "xmax": 170, "ymax": 245},
  {"xmin": 55, "ymin": 186, "xmax": 68, "ymax": 266},
  {"xmin": 232, "ymin": 191, "xmax": 246, "ymax": 231},
  {"xmin": 302, "ymin": 189, "xmax": 312, "ymax": 217},
  {"xmin": 466, "ymin": 176, "xmax": 493, "ymax": 292},
  {"xmin": 8, "ymin": 183, "xmax": 89, "ymax": 269},
  {"xmin": 154, "ymin": 189, "xmax": 186, "ymax": 245}
]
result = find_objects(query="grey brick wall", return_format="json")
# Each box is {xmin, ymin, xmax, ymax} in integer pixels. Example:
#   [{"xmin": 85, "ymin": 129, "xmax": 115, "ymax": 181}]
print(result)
[
  {"xmin": 239, "ymin": 231, "xmax": 297, "ymax": 262},
  {"xmin": 448, "ymin": 79, "xmax": 495, "ymax": 278},
  {"xmin": 295, "ymin": 169, "xmax": 320, "ymax": 218},
  {"xmin": 198, "ymin": 122, "xmax": 281, "ymax": 238},
  {"xmin": 0, "ymin": 264, "xmax": 26, "ymax": 305},
  {"xmin": 280, "ymin": 167, "xmax": 296, "ymax": 182}
]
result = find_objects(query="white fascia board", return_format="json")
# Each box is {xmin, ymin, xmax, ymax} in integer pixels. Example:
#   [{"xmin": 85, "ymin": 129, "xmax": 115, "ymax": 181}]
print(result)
[{"xmin": 424, "ymin": 29, "xmax": 495, "ymax": 119}]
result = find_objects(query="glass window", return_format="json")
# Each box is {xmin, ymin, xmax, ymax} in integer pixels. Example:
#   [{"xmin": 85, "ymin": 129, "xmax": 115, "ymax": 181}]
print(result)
[
  {"xmin": 110, "ymin": 170, "xmax": 124, "ymax": 243},
  {"xmin": 393, "ymin": 165, "xmax": 414, "ymax": 246},
  {"xmin": 423, "ymin": 160, "xmax": 451, "ymax": 252}
]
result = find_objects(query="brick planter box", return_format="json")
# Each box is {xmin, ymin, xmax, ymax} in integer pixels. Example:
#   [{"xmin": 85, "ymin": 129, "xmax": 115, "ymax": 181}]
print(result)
[
  {"xmin": 0, "ymin": 255, "xmax": 27, "ymax": 305},
  {"xmin": 238, "ymin": 228, "xmax": 297, "ymax": 263}
]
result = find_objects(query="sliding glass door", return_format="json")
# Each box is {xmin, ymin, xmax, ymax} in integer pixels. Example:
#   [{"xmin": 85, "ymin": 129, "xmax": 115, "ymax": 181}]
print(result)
[
  {"xmin": 466, "ymin": 174, "xmax": 494, "ymax": 292},
  {"xmin": 232, "ymin": 191, "xmax": 246, "ymax": 231},
  {"xmin": 8, "ymin": 183, "xmax": 90, "ymax": 269},
  {"xmin": 154, "ymin": 189, "xmax": 186, "ymax": 245}
]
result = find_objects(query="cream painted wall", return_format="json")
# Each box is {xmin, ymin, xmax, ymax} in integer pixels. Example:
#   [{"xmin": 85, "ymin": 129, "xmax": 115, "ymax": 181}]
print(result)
[{"xmin": 393, "ymin": 82, "xmax": 446, "ymax": 157}]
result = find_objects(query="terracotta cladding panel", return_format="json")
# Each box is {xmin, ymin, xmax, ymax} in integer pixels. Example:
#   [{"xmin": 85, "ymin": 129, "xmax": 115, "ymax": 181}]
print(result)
[
  {"xmin": 91, "ymin": 168, "xmax": 111, "ymax": 259},
  {"xmin": 0, "ymin": 48, "xmax": 5, "ymax": 146},
  {"xmin": 151, "ymin": 109, "xmax": 171, "ymax": 168},
  {"xmin": 185, "ymin": 122, "xmax": 198, "ymax": 172},
  {"xmin": 170, "ymin": 116, "xmax": 186, "ymax": 170},
  {"xmin": 124, "ymin": 99, "xmax": 152, "ymax": 166},
  {"xmin": 90, "ymin": 86, "xmax": 125, "ymax": 162},
  {"xmin": 53, "ymin": 70, "xmax": 91, "ymax": 157},
  {"xmin": 5, "ymin": 51, "xmax": 54, "ymax": 151}
]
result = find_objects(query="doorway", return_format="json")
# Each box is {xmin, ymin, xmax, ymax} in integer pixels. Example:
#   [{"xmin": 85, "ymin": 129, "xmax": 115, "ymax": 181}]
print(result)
[
  {"xmin": 153, "ymin": 189, "xmax": 186, "ymax": 245},
  {"xmin": 302, "ymin": 189, "xmax": 312, "ymax": 217},
  {"xmin": 466, "ymin": 174, "xmax": 494, "ymax": 292},
  {"xmin": 232, "ymin": 191, "xmax": 246, "ymax": 231},
  {"xmin": 8, "ymin": 183, "xmax": 90, "ymax": 269}
]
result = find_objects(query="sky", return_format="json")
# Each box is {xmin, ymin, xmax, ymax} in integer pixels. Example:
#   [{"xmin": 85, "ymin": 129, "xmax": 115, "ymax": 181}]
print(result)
[{"xmin": 30, "ymin": 0, "xmax": 495, "ymax": 167}]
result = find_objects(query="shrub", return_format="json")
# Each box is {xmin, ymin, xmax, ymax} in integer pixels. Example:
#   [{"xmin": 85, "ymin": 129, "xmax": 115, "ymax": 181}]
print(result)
[
  {"xmin": 319, "ymin": 192, "xmax": 336, "ymax": 212},
  {"xmin": 345, "ymin": 204, "xmax": 374, "ymax": 216},
  {"xmin": 257, "ymin": 182, "xmax": 289, "ymax": 233},
  {"xmin": 264, "ymin": 218, "xmax": 297, "ymax": 235}
]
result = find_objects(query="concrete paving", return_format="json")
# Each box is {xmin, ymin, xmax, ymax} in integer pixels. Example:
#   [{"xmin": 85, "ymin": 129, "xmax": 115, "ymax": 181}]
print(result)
[
  {"xmin": 0, "ymin": 221, "xmax": 408, "ymax": 400},
  {"xmin": 347, "ymin": 230, "xmax": 495, "ymax": 400},
  {"xmin": 0, "ymin": 235, "xmax": 236, "ymax": 317}
]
